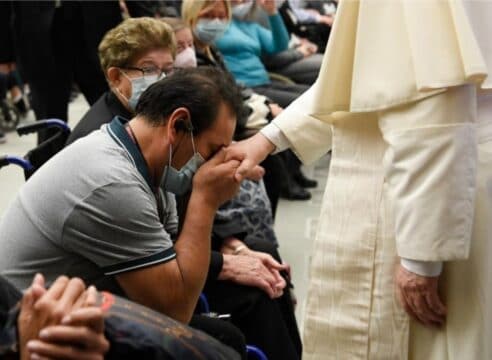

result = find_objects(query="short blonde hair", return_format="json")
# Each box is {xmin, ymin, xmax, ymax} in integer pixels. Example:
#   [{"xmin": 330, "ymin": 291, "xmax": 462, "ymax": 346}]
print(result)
[
  {"xmin": 181, "ymin": 0, "xmax": 231, "ymax": 28},
  {"xmin": 98, "ymin": 17, "xmax": 176, "ymax": 72}
]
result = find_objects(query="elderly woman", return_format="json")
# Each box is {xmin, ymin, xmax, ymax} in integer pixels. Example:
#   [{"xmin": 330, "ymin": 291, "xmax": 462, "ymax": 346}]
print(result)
[{"xmin": 66, "ymin": 18, "xmax": 175, "ymax": 144}]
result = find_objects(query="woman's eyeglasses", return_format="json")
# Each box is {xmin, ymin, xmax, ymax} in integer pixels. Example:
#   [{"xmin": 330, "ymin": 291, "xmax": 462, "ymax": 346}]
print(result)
[{"xmin": 122, "ymin": 66, "xmax": 175, "ymax": 80}]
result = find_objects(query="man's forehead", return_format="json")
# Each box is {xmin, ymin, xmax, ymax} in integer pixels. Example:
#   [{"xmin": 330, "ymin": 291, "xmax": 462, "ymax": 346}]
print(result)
[
  {"xmin": 197, "ymin": 114, "xmax": 234, "ymax": 155},
  {"xmin": 206, "ymin": 123, "xmax": 232, "ymax": 149}
]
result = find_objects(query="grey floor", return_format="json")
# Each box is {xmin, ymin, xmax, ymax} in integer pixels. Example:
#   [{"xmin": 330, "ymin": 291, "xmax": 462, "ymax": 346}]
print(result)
[{"xmin": 0, "ymin": 95, "xmax": 329, "ymax": 331}]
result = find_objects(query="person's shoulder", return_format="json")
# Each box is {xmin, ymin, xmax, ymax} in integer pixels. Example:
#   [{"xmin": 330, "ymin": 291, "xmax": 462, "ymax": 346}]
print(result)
[
  {"xmin": 64, "ymin": 129, "xmax": 138, "ymax": 182},
  {"xmin": 237, "ymin": 18, "xmax": 260, "ymax": 28},
  {"xmin": 236, "ymin": 19, "xmax": 263, "ymax": 39},
  {"xmin": 72, "ymin": 179, "xmax": 158, "ymax": 231},
  {"xmin": 82, "ymin": 93, "xmax": 111, "ymax": 121},
  {"xmin": 66, "ymin": 93, "xmax": 113, "ymax": 145},
  {"xmin": 233, "ymin": 18, "xmax": 253, "ymax": 30}
]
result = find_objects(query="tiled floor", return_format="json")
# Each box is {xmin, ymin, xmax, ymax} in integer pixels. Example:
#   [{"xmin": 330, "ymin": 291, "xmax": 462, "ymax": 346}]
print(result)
[{"xmin": 0, "ymin": 95, "xmax": 330, "ymax": 331}]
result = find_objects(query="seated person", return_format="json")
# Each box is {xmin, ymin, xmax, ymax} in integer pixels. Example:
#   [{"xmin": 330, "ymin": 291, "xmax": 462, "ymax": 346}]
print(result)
[
  {"xmin": 280, "ymin": 0, "xmax": 334, "ymax": 53},
  {"xmin": 68, "ymin": 17, "xmax": 301, "ymax": 359},
  {"xmin": 182, "ymin": 0, "xmax": 316, "ymax": 202},
  {"xmin": 262, "ymin": 35, "xmax": 323, "ymax": 86},
  {"xmin": 169, "ymin": 18, "xmax": 282, "ymax": 248},
  {"xmin": 169, "ymin": 17, "xmax": 302, "ymax": 359},
  {"xmin": 233, "ymin": 1, "xmax": 323, "ymax": 86},
  {"xmin": 1, "ymin": 274, "xmax": 240, "ymax": 360},
  {"xmin": 0, "ymin": 66, "xmax": 247, "ymax": 322},
  {"xmin": 5, "ymin": 18, "xmax": 249, "ymax": 357},
  {"xmin": 200, "ymin": 0, "xmax": 309, "ymax": 108},
  {"xmin": 6, "ymin": 20, "xmax": 252, "ymax": 345}
]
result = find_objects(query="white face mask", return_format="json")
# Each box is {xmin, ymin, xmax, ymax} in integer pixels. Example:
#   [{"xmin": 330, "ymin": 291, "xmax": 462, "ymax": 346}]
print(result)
[
  {"xmin": 174, "ymin": 47, "xmax": 197, "ymax": 68},
  {"xmin": 232, "ymin": 1, "xmax": 254, "ymax": 19}
]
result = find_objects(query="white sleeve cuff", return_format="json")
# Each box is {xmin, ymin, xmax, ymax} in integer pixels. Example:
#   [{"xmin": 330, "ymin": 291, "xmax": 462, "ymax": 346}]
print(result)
[
  {"xmin": 260, "ymin": 123, "xmax": 291, "ymax": 154},
  {"xmin": 400, "ymin": 258, "xmax": 443, "ymax": 277}
]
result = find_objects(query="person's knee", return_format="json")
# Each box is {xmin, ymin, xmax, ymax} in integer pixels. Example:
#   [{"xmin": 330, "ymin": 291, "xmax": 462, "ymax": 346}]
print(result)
[{"xmin": 248, "ymin": 239, "xmax": 281, "ymax": 263}]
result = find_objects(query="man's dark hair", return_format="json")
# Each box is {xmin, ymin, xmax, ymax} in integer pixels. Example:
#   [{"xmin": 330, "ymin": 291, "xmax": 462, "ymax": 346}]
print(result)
[{"xmin": 135, "ymin": 67, "xmax": 243, "ymax": 135}]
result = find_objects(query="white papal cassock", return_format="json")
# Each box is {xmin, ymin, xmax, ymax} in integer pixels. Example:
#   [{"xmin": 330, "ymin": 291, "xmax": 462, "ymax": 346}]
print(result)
[{"xmin": 264, "ymin": 1, "xmax": 492, "ymax": 358}]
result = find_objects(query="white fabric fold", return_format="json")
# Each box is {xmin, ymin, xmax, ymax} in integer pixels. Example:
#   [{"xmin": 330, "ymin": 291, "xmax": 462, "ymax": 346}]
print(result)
[
  {"xmin": 271, "ymin": 86, "xmax": 333, "ymax": 164},
  {"xmin": 400, "ymin": 258, "xmax": 443, "ymax": 277},
  {"xmin": 379, "ymin": 85, "xmax": 478, "ymax": 261},
  {"xmin": 310, "ymin": 0, "xmax": 488, "ymax": 114},
  {"xmin": 260, "ymin": 122, "xmax": 290, "ymax": 154}
]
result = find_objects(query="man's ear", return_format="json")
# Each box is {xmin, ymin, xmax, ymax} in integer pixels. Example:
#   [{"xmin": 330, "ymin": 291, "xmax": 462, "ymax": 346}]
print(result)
[
  {"xmin": 169, "ymin": 107, "xmax": 192, "ymax": 134},
  {"xmin": 166, "ymin": 107, "xmax": 190, "ymax": 144},
  {"xmin": 107, "ymin": 67, "xmax": 122, "ymax": 87}
]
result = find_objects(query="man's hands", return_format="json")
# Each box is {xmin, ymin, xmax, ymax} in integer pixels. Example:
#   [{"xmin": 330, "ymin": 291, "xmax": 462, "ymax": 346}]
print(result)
[
  {"xmin": 194, "ymin": 147, "xmax": 266, "ymax": 209},
  {"xmin": 193, "ymin": 149, "xmax": 243, "ymax": 209},
  {"xmin": 225, "ymin": 133, "xmax": 275, "ymax": 182},
  {"xmin": 395, "ymin": 265, "xmax": 447, "ymax": 327},
  {"xmin": 18, "ymin": 274, "xmax": 109, "ymax": 360}
]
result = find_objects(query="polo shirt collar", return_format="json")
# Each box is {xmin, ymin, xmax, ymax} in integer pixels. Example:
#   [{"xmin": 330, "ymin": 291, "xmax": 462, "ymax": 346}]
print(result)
[{"xmin": 107, "ymin": 116, "xmax": 153, "ymax": 189}]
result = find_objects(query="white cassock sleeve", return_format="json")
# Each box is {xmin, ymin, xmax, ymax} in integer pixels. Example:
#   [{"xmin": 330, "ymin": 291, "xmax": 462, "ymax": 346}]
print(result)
[
  {"xmin": 378, "ymin": 84, "xmax": 478, "ymax": 262},
  {"xmin": 260, "ymin": 122, "xmax": 291, "ymax": 153},
  {"xmin": 262, "ymin": 85, "xmax": 333, "ymax": 165}
]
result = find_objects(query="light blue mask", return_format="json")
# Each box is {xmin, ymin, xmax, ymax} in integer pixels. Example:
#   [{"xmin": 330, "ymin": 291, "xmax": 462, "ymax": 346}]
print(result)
[
  {"xmin": 194, "ymin": 18, "xmax": 228, "ymax": 44},
  {"xmin": 232, "ymin": 1, "xmax": 253, "ymax": 19},
  {"xmin": 161, "ymin": 132, "xmax": 205, "ymax": 195},
  {"xmin": 121, "ymin": 72, "xmax": 163, "ymax": 111}
]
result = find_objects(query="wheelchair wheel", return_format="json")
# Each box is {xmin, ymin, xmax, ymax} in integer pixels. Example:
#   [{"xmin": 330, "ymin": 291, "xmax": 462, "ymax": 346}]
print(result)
[{"xmin": 0, "ymin": 99, "xmax": 21, "ymax": 131}]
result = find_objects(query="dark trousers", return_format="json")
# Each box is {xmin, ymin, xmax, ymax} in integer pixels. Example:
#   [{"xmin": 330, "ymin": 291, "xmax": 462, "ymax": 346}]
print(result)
[
  {"xmin": 0, "ymin": 72, "xmax": 7, "ymax": 100},
  {"xmin": 273, "ymin": 54, "xmax": 323, "ymax": 86},
  {"xmin": 21, "ymin": 2, "xmax": 111, "ymax": 143},
  {"xmin": 261, "ymin": 154, "xmax": 286, "ymax": 219},
  {"xmin": 190, "ymin": 315, "xmax": 247, "ymax": 360},
  {"xmin": 281, "ymin": 149, "xmax": 304, "ymax": 179},
  {"xmin": 253, "ymin": 81, "xmax": 309, "ymax": 108},
  {"xmin": 204, "ymin": 241, "xmax": 302, "ymax": 360},
  {"xmin": 262, "ymin": 151, "xmax": 307, "ymax": 213}
]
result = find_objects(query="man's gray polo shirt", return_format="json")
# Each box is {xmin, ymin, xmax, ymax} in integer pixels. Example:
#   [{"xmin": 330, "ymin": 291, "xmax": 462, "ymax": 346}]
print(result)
[{"xmin": 0, "ymin": 117, "xmax": 178, "ymax": 290}]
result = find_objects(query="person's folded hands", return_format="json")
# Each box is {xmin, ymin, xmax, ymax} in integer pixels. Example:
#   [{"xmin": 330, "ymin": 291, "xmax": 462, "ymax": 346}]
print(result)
[{"xmin": 18, "ymin": 274, "xmax": 109, "ymax": 360}]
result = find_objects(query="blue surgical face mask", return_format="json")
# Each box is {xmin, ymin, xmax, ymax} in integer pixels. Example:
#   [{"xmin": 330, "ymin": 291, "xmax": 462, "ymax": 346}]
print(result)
[
  {"xmin": 232, "ymin": 1, "xmax": 253, "ymax": 19},
  {"xmin": 194, "ymin": 18, "xmax": 228, "ymax": 44},
  {"xmin": 161, "ymin": 132, "xmax": 205, "ymax": 195},
  {"xmin": 120, "ymin": 71, "xmax": 163, "ymax": 111}
]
